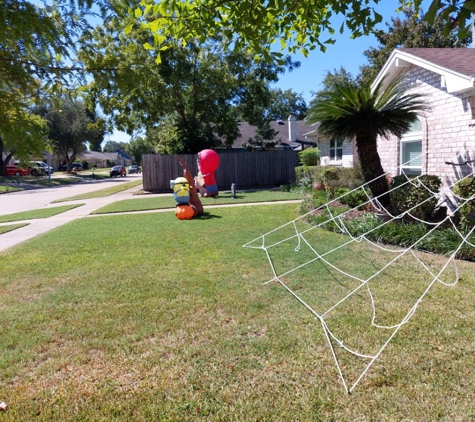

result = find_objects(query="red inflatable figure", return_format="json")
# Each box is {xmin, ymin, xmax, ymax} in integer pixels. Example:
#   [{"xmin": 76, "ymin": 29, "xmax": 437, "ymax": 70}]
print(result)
[{"xmin": 195, "ymin": 149, "xmax": 219, "ymax": 197}]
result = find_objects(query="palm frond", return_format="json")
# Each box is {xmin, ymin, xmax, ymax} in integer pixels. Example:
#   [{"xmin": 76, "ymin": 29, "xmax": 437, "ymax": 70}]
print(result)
[{"xmin": 307, "ymin": 75, "xmax": 427, "ymax": 141}]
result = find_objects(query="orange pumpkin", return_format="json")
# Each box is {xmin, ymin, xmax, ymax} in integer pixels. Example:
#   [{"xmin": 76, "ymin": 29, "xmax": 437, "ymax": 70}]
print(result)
[{"xmin": 175, "ymin": 204, "xmax": 195, "ymax": 220}]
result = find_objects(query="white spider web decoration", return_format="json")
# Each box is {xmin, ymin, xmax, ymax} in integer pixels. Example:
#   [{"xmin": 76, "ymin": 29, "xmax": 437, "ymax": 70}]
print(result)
[{"xmin": 243, "ymin": 161, "xmax": 475, "ymax": 393}]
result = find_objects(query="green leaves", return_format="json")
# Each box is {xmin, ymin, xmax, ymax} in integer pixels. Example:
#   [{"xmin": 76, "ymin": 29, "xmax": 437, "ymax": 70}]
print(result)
[
  {"xmin": 424, "ymin": 0, "xmax": 440, "ymax": 24},
  {"xmin": 132, "ymin": 0, "xmax": 388, "ymax": 62},
  {"xmin": 128, "ymin": 0, "xmax": 475, "ymax": 63}
]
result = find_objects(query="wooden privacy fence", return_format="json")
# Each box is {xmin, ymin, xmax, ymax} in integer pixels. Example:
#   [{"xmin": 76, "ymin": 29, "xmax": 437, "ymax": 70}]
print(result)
[{"xmin": 142, "ymin": 150, "xmax": 299, "ymax": 192}]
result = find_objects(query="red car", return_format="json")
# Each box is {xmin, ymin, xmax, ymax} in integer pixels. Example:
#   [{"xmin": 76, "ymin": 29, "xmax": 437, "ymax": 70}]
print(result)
[{"xmin": 6, "ymin": 165, "xmax": 28, "ymax": 176}]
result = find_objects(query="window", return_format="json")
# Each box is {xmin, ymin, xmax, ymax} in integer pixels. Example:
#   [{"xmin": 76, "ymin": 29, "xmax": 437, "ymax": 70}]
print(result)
[
  {"xmin": 400, "ymin": 119, "xmax": 422, "ymax": 176},
  {"xmin": 330, "ymin": 139, "xmax": 343, "ymax": 161}
]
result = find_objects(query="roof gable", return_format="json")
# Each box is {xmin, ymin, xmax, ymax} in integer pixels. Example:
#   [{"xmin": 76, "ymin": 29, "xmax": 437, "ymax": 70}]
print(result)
[
  {"xmin": 80, "ymin": 151, "xmax": 118, "ymax": 161},
  {"xmin": 373, "ymin": 48, "xmax": 475, "ymax": 94},
  {"xmin": 233, "ymin": 119, "xmax": 318, "ymax": 148}
]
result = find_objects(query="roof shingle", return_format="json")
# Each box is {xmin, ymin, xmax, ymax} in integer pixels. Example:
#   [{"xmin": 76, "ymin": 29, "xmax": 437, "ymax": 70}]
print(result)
[
  {"xmin": 233, "ymin": 119, "xmax": 317, "ymax": 148},
  {"xmin": 397, "ymin": 48, "xmax": 475, "ymax": 78}
]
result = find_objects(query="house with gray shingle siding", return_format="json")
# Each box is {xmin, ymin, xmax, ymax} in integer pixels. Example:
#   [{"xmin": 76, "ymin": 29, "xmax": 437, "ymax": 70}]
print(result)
[
  {"xmin": 79, "ymin": 149, "xmax": 133, "ymax": 168},
  {"xmin": 233, "ymin": 115, "xmax": 318, "ymax": 150},
  {"xmin": 372, "ymin": 48, "xmax": 475, "ymax": 186}
]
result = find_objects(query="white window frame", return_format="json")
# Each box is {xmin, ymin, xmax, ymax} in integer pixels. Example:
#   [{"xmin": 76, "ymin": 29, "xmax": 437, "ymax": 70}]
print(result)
[
  {"xmin": 400, "ymin": 120, "xmax": 422, "ymax": 176},
  {"xmin": 329, "ymin": 139, "xmax": 343, "ymax": 162}
]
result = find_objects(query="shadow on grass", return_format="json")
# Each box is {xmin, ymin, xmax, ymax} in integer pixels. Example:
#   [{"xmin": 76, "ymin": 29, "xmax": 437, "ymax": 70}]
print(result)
[{"xmin": 198, "ymin": 212, "xmax": 223, "ymax": 220}]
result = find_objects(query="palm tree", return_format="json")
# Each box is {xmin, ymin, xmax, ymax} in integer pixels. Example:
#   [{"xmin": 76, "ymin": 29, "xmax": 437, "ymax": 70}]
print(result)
[{"xmin": 307, "ymin": 76, "xmax": 426, "ymax": 209}]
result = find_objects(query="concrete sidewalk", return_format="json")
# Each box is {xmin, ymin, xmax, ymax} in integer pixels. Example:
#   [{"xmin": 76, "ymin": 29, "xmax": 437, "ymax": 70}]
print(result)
[{"xmin": 0, "ymin": 183, "xmax": 159, "ymax": 252}]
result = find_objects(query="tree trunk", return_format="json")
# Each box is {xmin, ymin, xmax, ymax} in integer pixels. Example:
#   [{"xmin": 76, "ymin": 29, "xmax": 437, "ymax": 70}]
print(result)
[
  {"xmin": 355, "ymin": 133, "xmax": 391, "ymax": 209},
  {"xmin": 0, "ymin": 148, "xmax": 13, "ymax": 177}
]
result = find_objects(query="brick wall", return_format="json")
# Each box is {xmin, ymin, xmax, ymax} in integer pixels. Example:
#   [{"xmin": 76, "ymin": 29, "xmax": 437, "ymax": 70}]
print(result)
[{"xmin": 378, "ymin": 65, "xmax": 475, "ymax": 186}]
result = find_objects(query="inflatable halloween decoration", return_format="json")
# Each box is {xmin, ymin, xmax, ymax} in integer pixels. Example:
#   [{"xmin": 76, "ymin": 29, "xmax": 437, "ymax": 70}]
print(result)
[
  {"xmin": 173, "ymin": 157, "xmax": 203, "ymax": 219},
  {"xmin": 195, "ymin": 149, "xmax": 219, "ymax": 197},
  {"xmin": 173, "ymin": 177, "xmax": 191, "ymax": 204},
  {"xmin": 175, "ymin": 204, "xmax": 195, "ymax": 220}
]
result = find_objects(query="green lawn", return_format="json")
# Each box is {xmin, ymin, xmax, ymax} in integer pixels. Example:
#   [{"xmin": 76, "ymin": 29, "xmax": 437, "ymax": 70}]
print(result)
[
  {"xmin": 0, "ymin": 204, "xmax": 475, "ymax": 420},
  {"xmin": 52, "ymin": 179, "xmax": 144, "ymax": 203},
  {"xmin": 0, "ymin": 185, "xmax": 22, "ymax": 194},
  {"xmin": 0, "ymin": 204, "xmax": 85, "ymax": 223},
  {"xmin": 92, "ymin": 189, "xmax": 304, "ymax": 214},
  {"xmin": 0, "ymin": 222, "xmax": 29, "ymax": 234}
]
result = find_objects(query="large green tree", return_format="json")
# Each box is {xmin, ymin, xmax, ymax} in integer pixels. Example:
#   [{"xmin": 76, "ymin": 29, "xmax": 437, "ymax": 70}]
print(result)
[
  {"xmin": 125, "ymin": 137, "xmax": 155, "ymax": 164},
  {"xmin": 43, "ymin": 98, "xmax": 104, "ymax": 172},
  {"xmin": 259, "ymin": 89, "xmax": 308, "ymax": 121},
  {"xmin": 0, "ymin": 104, "xmax": 46, "ymax": 176},
  {"xmin": 359, "ymin": 8, "xmax": 471, "ymax": 85},
  {"xmin": 0, "ymin": 0, "xmax": 102, "ymax": 173},
  {"xmin": 80, "ymin": 1, "xmax": 299, "ymax": 154},
  {"xmin": 311, "ymin": 66, "xmax": 358, "ymax": 104},
  {"xmin": 86, "ymin": 109, "xmax": 107, "ymax": 151},
  {"xmin": 306, "ymin": 77, "xmax": 426, "ymax": 208},
  {"xmin": 103, "ymin": 140, "xmax": 128, "ymax": 152}
]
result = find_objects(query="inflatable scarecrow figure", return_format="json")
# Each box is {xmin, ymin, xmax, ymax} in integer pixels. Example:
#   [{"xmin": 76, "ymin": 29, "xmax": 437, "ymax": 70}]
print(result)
[
  {"xmin": 173, "ymin": 157, "xmax": 203, "ymax": 220},
  {"xmin": 194, "ymin": 149, "xmax": 220, "ymax": 197}
]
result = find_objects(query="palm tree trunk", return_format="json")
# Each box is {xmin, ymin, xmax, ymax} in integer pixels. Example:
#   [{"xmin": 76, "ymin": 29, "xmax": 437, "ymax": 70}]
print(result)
[{"xmin": 355, "ymin": 134, "xmax": 391, "ymax": 209}]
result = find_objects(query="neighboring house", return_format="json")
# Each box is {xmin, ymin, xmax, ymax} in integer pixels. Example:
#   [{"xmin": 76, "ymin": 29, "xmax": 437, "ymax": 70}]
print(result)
[
  {"xmin": 233, "ymin": 115, "xmax": 318, "ymax": 150},
  {"xmin": 79, "ymin": 149, "xmax": 133, "ymax": 168},
  {"xmin": 373, "ymin": 48, "xmax": 475, "ymax": 187},
  {"xmin": 315, "ymin": 133, "xmax": 356, "ymax": 168},
  {"xmin": 303, "ymin": 124, "xmax": 356, "ymax": 168}
]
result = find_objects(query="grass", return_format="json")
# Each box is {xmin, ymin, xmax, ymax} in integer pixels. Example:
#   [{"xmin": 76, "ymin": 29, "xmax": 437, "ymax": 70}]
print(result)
[
  {"xmin": 0, "ymin": 222, "xmax": 29, "ymax": 234},
  {"xmin": 0, "ymin": 204, "xmax": 84, "ymax": 223},
  {"xmin": 0, "ymin": 185, "xmax": 22, "ymax": 194},
  {"xmin": 91, "ymin": 189, "xmax": 304, "ymax": 214},
  {"xmin": 1, "ymin": 203, "xmax": 475, "ymax": 420},
  {"xmin": 52, "ymin": 179, "xmax": 144, "ymax": 203}
]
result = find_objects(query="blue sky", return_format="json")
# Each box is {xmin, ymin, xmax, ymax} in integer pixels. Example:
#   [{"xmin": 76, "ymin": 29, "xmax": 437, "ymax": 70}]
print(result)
[
  {"xmin": 112, "ymin": 0, "xmax": 430, "ymax": 143},
  {"xmin": 274, "ymin": 0, "xmax": 431, "ymax": 103}
]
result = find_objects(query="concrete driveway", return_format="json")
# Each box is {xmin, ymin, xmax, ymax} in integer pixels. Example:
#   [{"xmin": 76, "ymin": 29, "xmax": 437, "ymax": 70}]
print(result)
[{"xmin": 0, "ymin": 174, "xmax": 157, "ymax": 252}]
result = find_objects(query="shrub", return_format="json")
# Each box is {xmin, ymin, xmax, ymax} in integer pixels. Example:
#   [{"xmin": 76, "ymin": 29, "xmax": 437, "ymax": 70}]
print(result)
[
  {"xmin": 390, "ymin": 175, "xmax": 442, "ymax": 221},
  {"xmin": 336, "ymin": 187, "xmax": 371, "ymax": 209},
  {"xmin": 453, "ymin": 178, "xmax": 475, "ymax": 230},
  {"xmin": 298, "ymin": 147, "xmax": 320, "ymax": 166},
  {"xmin": 344, "ymin": 212, "xmax": 380, "ymax": 236},
  {"xmin": 345, "ymin": 215, "xmax": 475, "ymax": 261},
  {"xmin": 294, "ymin": 167, "xmax": 315, "ymax": 192}
]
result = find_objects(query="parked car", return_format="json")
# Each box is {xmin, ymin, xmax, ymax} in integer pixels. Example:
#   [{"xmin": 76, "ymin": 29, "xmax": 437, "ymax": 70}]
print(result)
[
  {"xmin": 60, "ymin": 163, "xmax": 83, "ymax": 172},
  {"xmin": 110, "ymin": 165, "xmax": 126, "ymax": 177},
  {"xmin": 33, "ymin": 161, "xmax": 54, "ymax": 174},
  {"xmin": 5, "ymin": 165, "xmax": 28, "ymax": 176},
  {"xmin": 24, "ymin": 162, "xmax": 46, "ymax": 176},
  {"xmin": 128, "ymin": 165, "xmax": 141, "ymax": 174}
]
